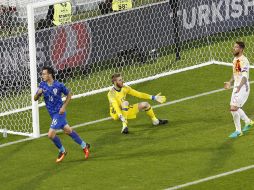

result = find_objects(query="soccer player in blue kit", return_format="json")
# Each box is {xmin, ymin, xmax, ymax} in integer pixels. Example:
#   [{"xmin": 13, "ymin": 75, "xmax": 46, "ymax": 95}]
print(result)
[{"xmin": 34, "ymin": 66, "xmax": 90, "ymax": 163}]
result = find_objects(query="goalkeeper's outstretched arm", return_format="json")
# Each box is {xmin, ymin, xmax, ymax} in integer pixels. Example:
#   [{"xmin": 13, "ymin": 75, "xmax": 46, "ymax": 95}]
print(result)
[{"xmin": 128, "ymin": 87, "xmax": 166, "ymax": 104}]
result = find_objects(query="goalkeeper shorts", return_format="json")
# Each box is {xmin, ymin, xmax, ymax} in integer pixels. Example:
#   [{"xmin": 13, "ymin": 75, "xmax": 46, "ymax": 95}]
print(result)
[{"xmin": 110, "ymin": 103, "xmax": 139, "ymax": 120}]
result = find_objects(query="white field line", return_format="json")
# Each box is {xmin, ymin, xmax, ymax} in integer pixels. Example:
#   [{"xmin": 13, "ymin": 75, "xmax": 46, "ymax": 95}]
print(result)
[
  {"xmin": 1, "ymin": 82, "xmax": 254, "ymax": 189},
  {"xmin": 165, "ymin": 165, "xmax": 254, "ymax": 190},
  {"xmin": 3, "ymin": 80, "xmax": 254, "ymax": 148}
]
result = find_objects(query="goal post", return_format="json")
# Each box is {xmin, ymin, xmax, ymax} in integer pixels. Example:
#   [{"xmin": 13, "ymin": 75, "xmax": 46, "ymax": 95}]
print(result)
[{"xmin": 27, "ymin": 2, "xmax": 39, "ymax": 138}]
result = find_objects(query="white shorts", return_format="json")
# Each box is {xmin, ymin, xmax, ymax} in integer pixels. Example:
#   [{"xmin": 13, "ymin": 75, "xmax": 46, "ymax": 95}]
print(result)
[{"xmin": 230, "ymin": 84, "xmax": 250, "ymax": 107}]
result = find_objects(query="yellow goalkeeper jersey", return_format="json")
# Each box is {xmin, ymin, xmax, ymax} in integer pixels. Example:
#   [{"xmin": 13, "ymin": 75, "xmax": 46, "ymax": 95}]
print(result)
[{"xmin": 107, "ymin": 85, "xmax": 152, "ymax": 118}]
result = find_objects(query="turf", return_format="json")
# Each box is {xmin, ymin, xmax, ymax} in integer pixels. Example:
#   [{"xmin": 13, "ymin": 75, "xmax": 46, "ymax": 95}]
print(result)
[
  {"xmin": 183, "ymin": 169, "xmax": 254, "ymax": 190},
  {"xmin": 1, "ymin": 64, "xmax": 254, "ymax": 190}
]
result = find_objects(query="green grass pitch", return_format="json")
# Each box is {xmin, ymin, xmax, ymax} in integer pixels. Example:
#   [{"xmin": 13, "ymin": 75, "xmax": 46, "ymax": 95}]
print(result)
[{"xmin": 1, "ymin": 64, "xmax": 254, "ymax": 189}]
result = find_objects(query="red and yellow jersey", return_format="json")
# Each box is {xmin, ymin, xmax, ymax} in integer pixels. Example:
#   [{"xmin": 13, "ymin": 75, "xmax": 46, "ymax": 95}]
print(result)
[
  {"xmin": 107, "ymin": 85, "xmax": 152, "ymax": 117},
  {"xmin": 233, "ymin": 55, "xmax": 249, "ymax": 86}
]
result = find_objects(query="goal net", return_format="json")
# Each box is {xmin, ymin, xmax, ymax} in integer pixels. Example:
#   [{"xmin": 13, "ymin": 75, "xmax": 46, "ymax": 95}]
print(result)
[{"xmin": 0, "ymin": 0, "xmax": 254, "ymax": 138}]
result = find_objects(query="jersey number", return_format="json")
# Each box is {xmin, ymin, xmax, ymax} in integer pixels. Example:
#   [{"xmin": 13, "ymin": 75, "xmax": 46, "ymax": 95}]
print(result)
[
  {"xmin": 49, "ymin": 96, "xmax": 53, "ymax": 102},
  {"xmin": 51, "ymin": 119, "xmax": 58, "ymax": 127}
]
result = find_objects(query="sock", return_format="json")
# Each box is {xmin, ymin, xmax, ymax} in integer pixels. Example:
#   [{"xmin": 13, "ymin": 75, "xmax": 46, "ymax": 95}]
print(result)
[
  {"xmin": 69, "ymin": 130, "xmax": 86, "ymax": 149},
  {"xmin": 121, "ymin": 105, "xmax": 129, "ymax": 128},
  {"xmin": 238, "ymin": 108, "xmax": 251, "ymax": 125},
  {"xmin": 122, "ymin": 121, "xmax": 128, "ymax": 128},
  {"xmin": 52, "ymin": 136, "xmax": 65, "ymax": 152},
  {"xmin": 80, "ymin": 141, "xmax": 86, "ymax": 149},
  {"xmin": 145, "ymin": 106, "xmax": 157, "ymax": 121},
  {"xmin": 59, "ymin": 146, "xmax": 65, "ymax": 153},
  {"xmin": 231, "ymin": 111, "xmax": 241, "ymax": 132}
]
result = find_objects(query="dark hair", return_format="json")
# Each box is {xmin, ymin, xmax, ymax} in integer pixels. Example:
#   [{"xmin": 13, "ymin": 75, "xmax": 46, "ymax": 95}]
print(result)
[
  {"xmin": 111, "ymin": 73, "xmax": 121, "ymax": 83},
  {"xmin": 236, "ymin": 41, "xmax": 245, "ymax": 49},
  {"xmin": 42, "ymin": 66, "xmax": 55, "ymax": 78}
]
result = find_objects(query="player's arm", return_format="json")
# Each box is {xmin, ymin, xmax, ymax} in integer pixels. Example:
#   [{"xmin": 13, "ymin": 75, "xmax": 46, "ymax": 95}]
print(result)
[
  {"xmin": 128, "ymin": 87, "xmax": 151, "ymax": 99},
  {"xmin": 111, "ymin": 101, "xmax": 127, "ymax": 127},
  {"xmin": 112, "ymin": 101, "xmax": 125, "ymax": 119},
  {"xmin": 224, "ymin": 75, "xmax": 234, "ymax": 89},
  {"xmin": 112, "ymin": 101, "xmax": 127, "ymax": 125},
  {"xmin": 59, "ymin": 83, "xmax": 71, "ymax": 114},
  {"xmin": 128, "ymin": 87, "xmax": 166, "ymax": 103},
  {"xmin": 236, "ymin": 60, "xmax": 249, "ymax": 92},
  {"xmin": 108, "ymin": 95, "xmax": 122, "ymax": 117},
  {"xmin": 108, "ymin": 92, "xmax": 126, "ymax": 122},
  {"xmin": 34, "ymin": 88, "xmax": 43, "ymax": 101},
  {"xmin": 236, "ymin": 72, "xmax": 248, "ymax": 93},
  {"xmin": 63, "ymin": 92, "xmax": 72, "ymax": 108},
  {"xmin": 237, "ymin": 76, "xmax": 247, "ymax": 88},
  {"xmin": 59, "ymin": 91, "xmax": 72, "ymax": 114}
]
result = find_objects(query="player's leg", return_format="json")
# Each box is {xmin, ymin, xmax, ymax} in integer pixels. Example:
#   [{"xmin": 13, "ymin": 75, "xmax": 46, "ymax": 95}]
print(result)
[
  {"xmin": 229, "ymin": 91, "xmax": 243, "ymax": 138},
  {"xmin": 49, "ymin": 114, "xmax": 68, "ymax": 162},
  {"xmin": 121, "ymin": 101, "xmax": 129, "ymax": 134},
  {"xmin": 63, "ymin": 124, "xmax": 90, "ymax": 159},
  {"xmin": 241, "ymin": 107, "xmax": 254, "ymax": 132},
  {"xmin": 138, "ymin": 102, "xmax": 168, "ymax": 125},
  {"xmin": 238, "ymin": 106, "xmax": 253, "ymax": 133},
  {"xmin": 229, "ymin": 106, "xmax": 242, "ymax": 137},
  {"xmin": 138, "ymin": 102, "xmax": 157, "ymax": 123},
  {"xmin": 229, "ymin": 89, "xmax": 242, "ymax": 138},
  {"xmin": 237, "ymin": 86, "xmax": 253, "ymax": 132},
  {"xmin": 121, "ymin": 101, "xmax": 129, "ymax": 122},
  {"xmin": 238, "ymin": 108, "xmax": 251, "ymax": 124},
  {"xmin": 48, "ymin": 128, "xmax": 67, "ymax": 163}
]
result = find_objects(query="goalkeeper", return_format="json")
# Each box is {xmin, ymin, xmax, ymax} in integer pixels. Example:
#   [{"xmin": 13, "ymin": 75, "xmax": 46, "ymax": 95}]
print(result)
[{"xmin": 107, "ymin": 73, "xmax": 168, "ymax": 134}]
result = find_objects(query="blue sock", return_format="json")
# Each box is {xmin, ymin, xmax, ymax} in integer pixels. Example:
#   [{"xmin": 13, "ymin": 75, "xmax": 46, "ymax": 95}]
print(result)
[
  {"xmin": 52, "ymin": 136, "xmax": 65, "ymax": 152},
  {"xmin": 59, "ymin": 146, "xmax": 65, "ymax": 153},
  {"xmin": 80, "ymin": 141, "xmax": 86, "ymax": 149},
  {"xmin": 69, "ymin": 130, "xmax": 86, "ymax": 149}
]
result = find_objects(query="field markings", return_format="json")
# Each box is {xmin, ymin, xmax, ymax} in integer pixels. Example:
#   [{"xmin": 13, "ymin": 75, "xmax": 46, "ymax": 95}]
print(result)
[
  {"xmin": 165, "ymin": 165, "xmax": 254, "ymax": 190},
  {"xmin": 1, "ymin": 83, "xmax": 254, "ymax": 189}
]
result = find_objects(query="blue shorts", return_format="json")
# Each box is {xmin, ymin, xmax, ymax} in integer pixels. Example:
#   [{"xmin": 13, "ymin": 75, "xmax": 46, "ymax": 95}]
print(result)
[{"xmin": 50, "ymin": 112, "xmax": 68, "ymax": 130}]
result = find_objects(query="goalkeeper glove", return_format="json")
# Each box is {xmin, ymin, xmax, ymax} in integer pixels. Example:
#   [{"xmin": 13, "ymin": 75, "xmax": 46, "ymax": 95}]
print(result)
[{"xmin": 152, "ymin": 93, "xmax": 166, "ymax": 104}]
